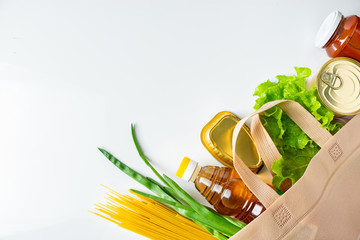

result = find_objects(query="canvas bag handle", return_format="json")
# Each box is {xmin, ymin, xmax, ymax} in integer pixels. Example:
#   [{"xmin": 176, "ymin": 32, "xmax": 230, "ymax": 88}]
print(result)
[
  {"xmin": 250, "ymin": 101, "xmax": 335, "ymax": 176},
  {"xmin": 250, "ymin": 114, "xmax": 280, "ymax": 176},
  {"xmin": 232, "ymin": 100, "xmax": 332, "ymax": 208}
]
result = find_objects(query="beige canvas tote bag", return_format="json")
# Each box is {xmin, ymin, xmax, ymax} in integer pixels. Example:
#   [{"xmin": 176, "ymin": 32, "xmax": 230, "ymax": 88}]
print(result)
[{"xmin": 229, "ymin": 100, "xmax": 360, "ymax": 240}]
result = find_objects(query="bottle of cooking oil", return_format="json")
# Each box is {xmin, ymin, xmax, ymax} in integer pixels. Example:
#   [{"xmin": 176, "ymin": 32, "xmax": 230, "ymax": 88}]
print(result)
[{"xmin": 176, "ymin": 157, "xmax": 265, "ymax": 224}]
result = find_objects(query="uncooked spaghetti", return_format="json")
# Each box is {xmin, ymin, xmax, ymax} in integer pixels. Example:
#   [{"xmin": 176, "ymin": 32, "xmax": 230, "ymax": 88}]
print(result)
[{"xmin": 91, "ymin": 186, "xmax": 217, "ymax": 240}]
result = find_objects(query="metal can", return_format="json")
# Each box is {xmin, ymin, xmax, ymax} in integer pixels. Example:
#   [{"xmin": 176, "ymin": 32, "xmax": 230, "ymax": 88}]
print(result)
[
  {"xmin": 200, "ymin": 111, "xmax": 263, "ymax": 172},
  {"xmin": 316, "ymin": 57, "xmax": 360, "ymax": 116},
  {"xmin": 332, "ymin": 115, "xmax": 354, "ymax": 125}
]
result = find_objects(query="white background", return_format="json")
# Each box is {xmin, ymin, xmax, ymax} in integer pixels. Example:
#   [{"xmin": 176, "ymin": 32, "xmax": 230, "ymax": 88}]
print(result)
[{"xmin": 1, "ymin": 0, "xmax": 359, "ymax": 239}]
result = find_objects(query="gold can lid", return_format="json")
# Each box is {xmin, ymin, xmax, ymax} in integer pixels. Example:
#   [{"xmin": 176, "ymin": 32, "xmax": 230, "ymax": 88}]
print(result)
[
  {"xmin": 317, "ymin": 57, "xmax": 360, "ymax": 116},
  {"xmin": 200, "ymin": 111, "xmax": 262, "ymax": 171}
]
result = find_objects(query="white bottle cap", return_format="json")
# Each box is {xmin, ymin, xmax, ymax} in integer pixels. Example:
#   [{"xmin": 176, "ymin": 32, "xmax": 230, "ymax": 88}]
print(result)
[
  {"xmin": 315, "ymin": 11, "xmax": 343, "ymax": 48},
  {"xmin": 176, "ymin": 157, "xmax": 198, "ymax": 182}
]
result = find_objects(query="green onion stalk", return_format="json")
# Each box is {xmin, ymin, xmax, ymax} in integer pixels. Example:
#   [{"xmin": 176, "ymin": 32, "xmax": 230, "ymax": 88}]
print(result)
[{"xmin": 97, "ymin": 124, "xmax": 246, "ymax": 239}]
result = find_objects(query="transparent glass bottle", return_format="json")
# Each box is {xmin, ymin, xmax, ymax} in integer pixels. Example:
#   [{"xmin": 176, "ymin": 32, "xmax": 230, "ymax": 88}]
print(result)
[{"xmin": 176, "ymin": 157, "xmax": 265, "ymax": 224}]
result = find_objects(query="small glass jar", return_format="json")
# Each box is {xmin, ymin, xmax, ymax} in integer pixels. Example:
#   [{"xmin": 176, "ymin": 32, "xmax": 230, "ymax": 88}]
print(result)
[{"xmin": 315, "ymin": 11, "xmax": 360, "ymax": 62}]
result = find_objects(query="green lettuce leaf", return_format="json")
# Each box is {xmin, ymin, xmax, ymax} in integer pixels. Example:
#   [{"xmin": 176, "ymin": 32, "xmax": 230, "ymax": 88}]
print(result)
[{"xmin": 253, "ymin": 67, "xmax": 342, "ymax": 190}]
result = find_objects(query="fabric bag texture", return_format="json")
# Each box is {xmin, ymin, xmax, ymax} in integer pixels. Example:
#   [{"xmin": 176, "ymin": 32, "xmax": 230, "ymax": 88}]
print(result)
[{"xmin": 229, "ymin": 100, "xmax": 360, "ymax": 240}]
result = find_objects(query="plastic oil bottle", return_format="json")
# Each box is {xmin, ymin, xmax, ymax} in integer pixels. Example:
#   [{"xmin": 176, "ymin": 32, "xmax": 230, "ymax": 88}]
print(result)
[{"xmin": 176, "ymin": 157, "xmax": 265, "ymax": 224}]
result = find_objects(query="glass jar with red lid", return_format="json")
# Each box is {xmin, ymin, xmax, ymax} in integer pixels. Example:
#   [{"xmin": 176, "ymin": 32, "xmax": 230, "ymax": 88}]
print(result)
[{"xmin": 315, "ymin": 11, "xmax": 360, "ymax": 62}]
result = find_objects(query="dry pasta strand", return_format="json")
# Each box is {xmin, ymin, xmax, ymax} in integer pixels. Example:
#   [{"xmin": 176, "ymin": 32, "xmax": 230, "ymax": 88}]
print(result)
[{"xmin": 91, "ymin": 186, "xmax": 217, "ymax": 240}]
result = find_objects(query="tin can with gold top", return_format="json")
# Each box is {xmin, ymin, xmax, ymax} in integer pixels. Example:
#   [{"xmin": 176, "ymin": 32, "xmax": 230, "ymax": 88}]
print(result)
[
  {"xmin": 200, "ymin": 111, "xmax": 263, "ymax": 172},
  {"xmin": 315, "ymin": 57, "xmax": 360, "ymax": 116}
]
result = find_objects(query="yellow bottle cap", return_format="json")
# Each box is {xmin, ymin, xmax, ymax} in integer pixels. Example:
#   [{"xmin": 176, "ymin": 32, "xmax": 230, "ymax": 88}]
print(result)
[{"xmin": 176, "ymin": 157, "xmax": 198, "ymax": 182}]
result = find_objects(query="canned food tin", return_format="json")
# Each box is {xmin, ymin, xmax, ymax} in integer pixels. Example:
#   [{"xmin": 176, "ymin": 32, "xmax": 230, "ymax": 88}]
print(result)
[
  {"xmin": 200, "ymin": 111, "xmax": 263, "ymax": 172},
  {"xmin": 316, "ymin": 57, "xmax": 360, "ymax": 116}
]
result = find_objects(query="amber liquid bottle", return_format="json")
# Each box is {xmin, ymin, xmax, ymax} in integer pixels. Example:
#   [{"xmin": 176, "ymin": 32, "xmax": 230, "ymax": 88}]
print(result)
[{"xmin": 176, "ymin": 157, "xmax": 265, "ymax": 224}]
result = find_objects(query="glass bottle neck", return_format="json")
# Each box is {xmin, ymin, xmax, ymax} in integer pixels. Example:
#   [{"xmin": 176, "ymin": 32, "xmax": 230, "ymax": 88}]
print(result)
[{"xmin": 189, "ymin": 165, "xmax": 202, "ymax": 182}]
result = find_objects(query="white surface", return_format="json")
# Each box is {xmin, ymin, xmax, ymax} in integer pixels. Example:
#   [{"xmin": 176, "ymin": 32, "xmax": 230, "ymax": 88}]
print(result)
[
  {"xmin": 315, "ymin": 10, "xmax": 343, "ymax": 48},
  {"xmin": 1, "ymin": 1, "xmax": 359, "ymax": 239}
]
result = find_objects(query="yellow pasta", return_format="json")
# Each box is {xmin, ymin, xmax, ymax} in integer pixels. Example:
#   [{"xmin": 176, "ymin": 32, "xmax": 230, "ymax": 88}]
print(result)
[{"xmin": 91, "ymin": 186, "xmax": 217, "ymax": 240}]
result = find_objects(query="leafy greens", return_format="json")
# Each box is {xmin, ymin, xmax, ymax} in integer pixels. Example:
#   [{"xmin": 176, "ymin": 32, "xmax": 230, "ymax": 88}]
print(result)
[{"xmin": 253, "ymin": 67, "xmax": 342, "ymax": 191}]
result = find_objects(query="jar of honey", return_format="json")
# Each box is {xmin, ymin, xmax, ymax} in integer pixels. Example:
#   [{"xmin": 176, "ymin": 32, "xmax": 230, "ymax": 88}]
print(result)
[{"xmin": 315, "ymin": 11, "xmax": 360, "ymax": 62}]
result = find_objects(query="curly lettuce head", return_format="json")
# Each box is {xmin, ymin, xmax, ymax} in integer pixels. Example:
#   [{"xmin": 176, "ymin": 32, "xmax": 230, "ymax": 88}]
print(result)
[{"xmin": 253, "ymin": 67, "xmax": 342, "ymax": 191}]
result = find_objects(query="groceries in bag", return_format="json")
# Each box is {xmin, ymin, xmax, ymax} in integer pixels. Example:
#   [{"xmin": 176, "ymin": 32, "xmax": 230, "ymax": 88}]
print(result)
[
  {"xmin": 93, "ymin": 9, "xmax": 360, "ymax": 239},
  {"xmin": 253, "ymin": 67, "xmax": 342, "ymax": 192}
]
